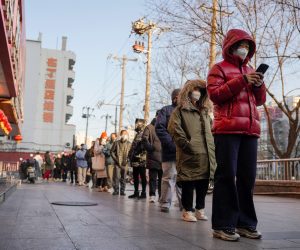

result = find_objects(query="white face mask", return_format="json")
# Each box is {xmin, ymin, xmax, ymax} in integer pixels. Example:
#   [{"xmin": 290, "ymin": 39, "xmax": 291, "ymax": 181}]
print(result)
[
  {"xmin": 121, "ymin": 135, "xmax": 128, "ymax": 141},
  {"xmin": 191, "ymin": 91, "xmax": 201, "ymax": 101},
  {"xmin": 101, "ymin": 139, "xmax": 107, "ymax": 145},
  {"xmin": 234, "ymin": 47, "xmax": 248, "ymax": 61}
]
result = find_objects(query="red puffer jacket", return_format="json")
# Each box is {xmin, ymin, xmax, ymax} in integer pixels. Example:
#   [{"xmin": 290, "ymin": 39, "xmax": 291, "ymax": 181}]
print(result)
[{"xmin": 207, "ymin": 29, "xmax": 266, "ymax": 137}]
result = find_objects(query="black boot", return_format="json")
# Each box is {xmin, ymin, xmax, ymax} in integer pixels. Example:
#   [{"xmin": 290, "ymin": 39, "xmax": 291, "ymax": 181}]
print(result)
[
  {"xmin": 139, "ymin": 192, "xmax": 146, "ymax": 199},
  {"xmin": 128, "ymin": 192, "xmax": 139, "ymax": 199},
  {"xmin": 112, "ymin": 190, "xmax": 119, "ymax": 195}
]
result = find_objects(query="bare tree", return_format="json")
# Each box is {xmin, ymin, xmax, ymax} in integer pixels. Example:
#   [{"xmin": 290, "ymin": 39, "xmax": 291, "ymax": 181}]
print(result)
[{"xmin": 146, "ymin": 0, "xmax": 300, "ymax": 159}]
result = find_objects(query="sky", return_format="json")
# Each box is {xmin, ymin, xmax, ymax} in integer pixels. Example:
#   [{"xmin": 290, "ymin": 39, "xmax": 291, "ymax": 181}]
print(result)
[{"xmin": 25, "ymin": 0, "xmax": 149, "ymax": 139}]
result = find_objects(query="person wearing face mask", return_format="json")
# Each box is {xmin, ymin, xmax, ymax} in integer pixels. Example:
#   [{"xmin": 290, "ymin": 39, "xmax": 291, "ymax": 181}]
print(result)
[
  {"xmin": 207, "ymin": 29, "xmax": 266, "ymax": 241},
  {"xmin": 110, "ymin": 130, "xmax": 131, "ymax": 195},
  {"xmin": 94, "ymin": 132, "xmax": 109, "ymax": 192},
  {"xmin": 128, "ymin": 119, "xmax": 147, "ymax": 199},
  {"xmin": 168, "ymin": 80, "xmax": 216, "ymax": 223}
]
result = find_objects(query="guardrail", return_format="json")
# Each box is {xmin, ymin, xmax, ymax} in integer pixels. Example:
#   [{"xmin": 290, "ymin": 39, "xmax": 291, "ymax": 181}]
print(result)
[{"xmin": 256, "ymin": 158, "xmax": 300, "ymax": 181}]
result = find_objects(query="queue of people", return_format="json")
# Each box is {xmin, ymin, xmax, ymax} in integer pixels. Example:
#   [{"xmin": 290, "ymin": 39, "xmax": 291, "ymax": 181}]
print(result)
[{"xmin": 22, "ymin": 29, "xmax": 266, "ymax": 242}]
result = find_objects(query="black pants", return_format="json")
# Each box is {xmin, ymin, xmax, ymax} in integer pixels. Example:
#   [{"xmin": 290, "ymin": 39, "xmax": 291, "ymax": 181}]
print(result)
[
  {"xmin": 181, "ymin": 179, "xmax": 209, "ymax": 212},
  {"xmin": 133, "ymin": 166, "xmax": 147, "ymax": 194},
  {"xmin": 54, "ymin": 168, "xmax": 61, "ymax": 179},
  {"xmin": 96, "ymin": 178, "xmax": 107, "ymax": 188},
  {"xmin": 212, "ymin": 134, "xmax": 258, "ymax": 231},
  {"xmin": 62, "ymin": 169, "xmax": 67, "ymax": 181},
  {"xmin": 149, "ymin": 169, "xmax": 163, "ymax": 197},
  {"xmin": 70, "ymin": 170, "xmax": 77, "ymax": 183}
]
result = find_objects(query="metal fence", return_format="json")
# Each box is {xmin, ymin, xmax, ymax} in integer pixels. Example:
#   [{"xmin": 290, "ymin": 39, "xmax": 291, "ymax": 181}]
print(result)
[{"xmin": 256, "ymin": 158, "xmax": 300, "ymax": 180}]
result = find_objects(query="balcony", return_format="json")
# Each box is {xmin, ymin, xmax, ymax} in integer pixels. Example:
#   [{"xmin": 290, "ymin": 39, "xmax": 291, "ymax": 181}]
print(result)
[
  {"xmin": 68, "ymin": 59, "xmax": 75, "ymax": 70},
  {"xmin": 67, "ymin": 78, "xmax": 74, "ymax": 88},
  {"xmin": 66, "ymin": 95, "xmax": 73, "ymax": 105}
]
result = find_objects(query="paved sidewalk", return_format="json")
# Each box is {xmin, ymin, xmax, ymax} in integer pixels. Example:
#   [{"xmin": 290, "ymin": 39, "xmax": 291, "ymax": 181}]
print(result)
[{"xmin": 0, "ymin": 182, "xmax": 300, "ymax": 250}]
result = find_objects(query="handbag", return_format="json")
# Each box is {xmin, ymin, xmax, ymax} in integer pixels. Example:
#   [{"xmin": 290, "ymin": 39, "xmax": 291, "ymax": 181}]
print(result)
[{"xmin": 92, "ymin": 155, "xmax": 105, "ymax": 171}]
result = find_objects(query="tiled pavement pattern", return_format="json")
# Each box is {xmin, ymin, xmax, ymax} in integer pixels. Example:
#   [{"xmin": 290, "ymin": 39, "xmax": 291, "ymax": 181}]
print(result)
[{"xmin": 0, "ymin": 182, "xmax": 299, "ymax": 250}]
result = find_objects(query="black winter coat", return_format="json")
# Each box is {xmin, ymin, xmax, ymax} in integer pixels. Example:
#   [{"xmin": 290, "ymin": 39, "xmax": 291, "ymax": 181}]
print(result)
[
  {"xmin": 142, "ymin": 119, "xmax": 162, "ymax": 170},
  {"xmin": 155, "ymin": 104, "xmax": 177, "ymax": 162}
]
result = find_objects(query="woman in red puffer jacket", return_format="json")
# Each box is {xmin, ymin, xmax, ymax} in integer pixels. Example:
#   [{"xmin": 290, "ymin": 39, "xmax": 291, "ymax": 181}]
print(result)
[{"xmin": 207, "ymin": 29, "xmax": 266, "ymax": 241}]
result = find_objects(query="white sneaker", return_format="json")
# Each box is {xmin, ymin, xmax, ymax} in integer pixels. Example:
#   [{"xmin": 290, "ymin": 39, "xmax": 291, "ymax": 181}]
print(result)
[
  {"xmin": 195, "ymin": 209, "xmax": 208, "ymax": 221},
  {"xmin": 182, "ymin": 211, "xmax": 197, "ymax": 222},
  {"xmin": 149, "ymin": 196, "xmax": 156, "ymax": 203}
]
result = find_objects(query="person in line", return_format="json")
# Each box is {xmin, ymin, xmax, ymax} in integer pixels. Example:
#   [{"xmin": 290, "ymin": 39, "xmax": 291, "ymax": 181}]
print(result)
[
  {"xmin": 155, "ymin": 88, "xmax": 182, "ymax": 213},
  {"xmin": 76, "ymin": 144, "xmax": 88, "ymax": 186},
  {"xmin": 104, "ymin": 133, "xmax": 117, "ymax": 190},
  {"xmin": 54, "ymin": 154, "xmax": 62, "ymax": 181},
  {"xmin": 61, "ymin": 152, "xmax": 68, "ymax": 182},
  {"xmin": 168, "ymin": 80, "xmax": 217, "ymax": 222},
  {"xmin": 128, "ymin": 119, "xmax": 147, "ymax": 199},
  {"xmin": 142, "ymin": 111, "xmax": 162, "ymax": 203},
  {"xmin": 34, "ymin": 152, "xmax": 43, "ymax": 180},
  {"xmin": 85, "ymin": 141, "xmax": 95, "ymax": 187},
  {"xmin": 43, "ymin": 151, "xmax": 53, "ymax": 181},
  {"xmin": 207, "ymin": 29, "xmax": 266, "ymax": 241},
  {"xmin": 111, "ymin": 130, "xmax": 131, "ymax": 196},
  {"xmin": 94, "ymin": 133, "xmax": 109, "ymax": 192},
  {"xmin": 68, "ymin": 148, "xmax": 78, "ymax": 184}
]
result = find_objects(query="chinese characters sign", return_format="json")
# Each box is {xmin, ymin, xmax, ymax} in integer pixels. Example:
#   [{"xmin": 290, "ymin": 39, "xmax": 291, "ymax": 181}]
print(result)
[{"xmin": 43, "ymin": 58, "xmax": 57, "ymax": 123}]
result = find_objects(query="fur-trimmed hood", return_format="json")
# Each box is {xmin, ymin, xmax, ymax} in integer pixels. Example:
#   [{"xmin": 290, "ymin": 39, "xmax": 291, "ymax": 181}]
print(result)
[{"xmin": 177, "ymin": 79, "xmax": 210, "ymax": 110}]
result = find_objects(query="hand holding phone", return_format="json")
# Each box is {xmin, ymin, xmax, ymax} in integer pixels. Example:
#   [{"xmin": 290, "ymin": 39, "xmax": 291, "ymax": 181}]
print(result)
[{"xmin": 256, "ymin": 63, "xmax": 269, "ymax": 74}]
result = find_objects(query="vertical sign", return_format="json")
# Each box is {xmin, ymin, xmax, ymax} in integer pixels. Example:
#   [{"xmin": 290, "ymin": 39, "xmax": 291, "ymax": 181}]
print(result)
[{"xmin": 43, "ymin": 58, "xmax": 57, "ymax": 123}]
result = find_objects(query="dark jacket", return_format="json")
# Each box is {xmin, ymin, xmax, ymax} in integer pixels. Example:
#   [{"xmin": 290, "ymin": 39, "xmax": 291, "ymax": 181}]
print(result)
[
  {"xmin": 68, "ymin": 152, "xmax": 77, "ymax": 171},
  {"xmin": 207, "ymin": 29, "xmax": 266, "ymax": 137},
  {"xmin": 155, "ymin": 104, "xmax": 177, "ymax": 162},
  {"xmin": 111, "ymin": 140, "xmax": 131, "ymax": 168},
  {"xmin": 168, "ymin": 80, "xmax": 217, "ymax": 182},
  {"xmin": 44, "ymin": 153, "xmax": 53, "ymax": 170},
  {"xmin": 129, "ymin": 130, "xmax": 147, "ymax": 167},
  {"xmin": 85, "ymin": 147, "xmax": 94, "ymax": 170},
  {"xmin": 104, "ymin": 141, "xmax": 115, "ymax": 166},
  {"xmin": 142, "ymin": 119, "xmax": 162, "ymax": 170},
  {"xmin": 61, "ymin": 155, "xmax": 68, "ymax": 170}
]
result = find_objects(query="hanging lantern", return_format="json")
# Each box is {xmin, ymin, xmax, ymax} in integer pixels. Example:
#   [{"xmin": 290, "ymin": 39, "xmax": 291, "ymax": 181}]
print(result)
[{"xmin": 14, "ymin": 134, "xmax": 22, "ymax": 143}]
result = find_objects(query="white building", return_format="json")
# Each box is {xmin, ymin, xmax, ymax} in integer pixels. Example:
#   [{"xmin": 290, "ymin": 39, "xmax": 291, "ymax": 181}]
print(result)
[{"xmin": 17, "ymin": 36, "xmax": 76, "ymax": 152}]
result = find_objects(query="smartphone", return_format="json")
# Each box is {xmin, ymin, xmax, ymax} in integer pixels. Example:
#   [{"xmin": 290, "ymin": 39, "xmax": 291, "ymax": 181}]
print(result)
[{"xmin": 256, "ymin": 63, "xmax": 269, "ymax": 74}]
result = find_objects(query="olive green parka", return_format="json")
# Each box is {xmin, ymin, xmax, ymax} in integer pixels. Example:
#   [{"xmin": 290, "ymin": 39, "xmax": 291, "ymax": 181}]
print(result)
[{"xmin": 168, "ymin": 80, "xmax": 216, "ymax": 182}]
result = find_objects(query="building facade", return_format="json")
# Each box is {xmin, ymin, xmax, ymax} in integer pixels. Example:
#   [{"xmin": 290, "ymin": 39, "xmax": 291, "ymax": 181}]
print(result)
[
  {"xmin": 0, "ymin": 0, "xmax": 25, "ymax": 137},
  {"xmin": 14, "ymin": 36, "xmax": 76, "ymax": 153}
]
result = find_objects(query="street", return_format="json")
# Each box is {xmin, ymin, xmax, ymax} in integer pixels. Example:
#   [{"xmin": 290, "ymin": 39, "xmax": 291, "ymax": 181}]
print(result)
[{"xmin": 0, "ymin": 183, "xmax": 300, "ymax": 250}]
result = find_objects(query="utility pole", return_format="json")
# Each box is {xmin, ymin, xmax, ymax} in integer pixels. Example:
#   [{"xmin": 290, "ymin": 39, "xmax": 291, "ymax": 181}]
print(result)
[
  {"xmin": 82, "ymin": 107, "xmax": 94, "ymax": 145},
  {"xmin": 132, "ymin": 19, "xmax": 160, "ymax": 123},
  {"xmin": 101, "ymin": 114, "xmax": 112, "ymax": 132},
  {"xmin": 112, "ymin": 55, "xmax": 137, "ymax": 133},
  {"xmin": 200, "ymin": 1, "xmax": 233, "ymax": 69},
  {"xmin": 144, "ymin": 28, "xmax": 152, "ymax": 123},
  {"xmin": 209, "ymin": 0, "xmax": 217, "ymax": 69}
]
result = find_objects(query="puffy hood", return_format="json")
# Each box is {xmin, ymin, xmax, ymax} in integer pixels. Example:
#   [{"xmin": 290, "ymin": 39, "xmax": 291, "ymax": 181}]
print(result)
[
  {"xmin": 222, "ymin": 29, "xmax": 256, "ymax": 66},
  {"xmin": 178, "ymin": 80, "xmax": 210, "ymax": 110}
]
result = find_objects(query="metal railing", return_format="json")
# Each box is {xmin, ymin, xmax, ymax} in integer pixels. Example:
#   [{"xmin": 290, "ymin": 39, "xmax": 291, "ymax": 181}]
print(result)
[{"xmin": 256, "ymin": 158, "xmax": 300, "ymax": 180}]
